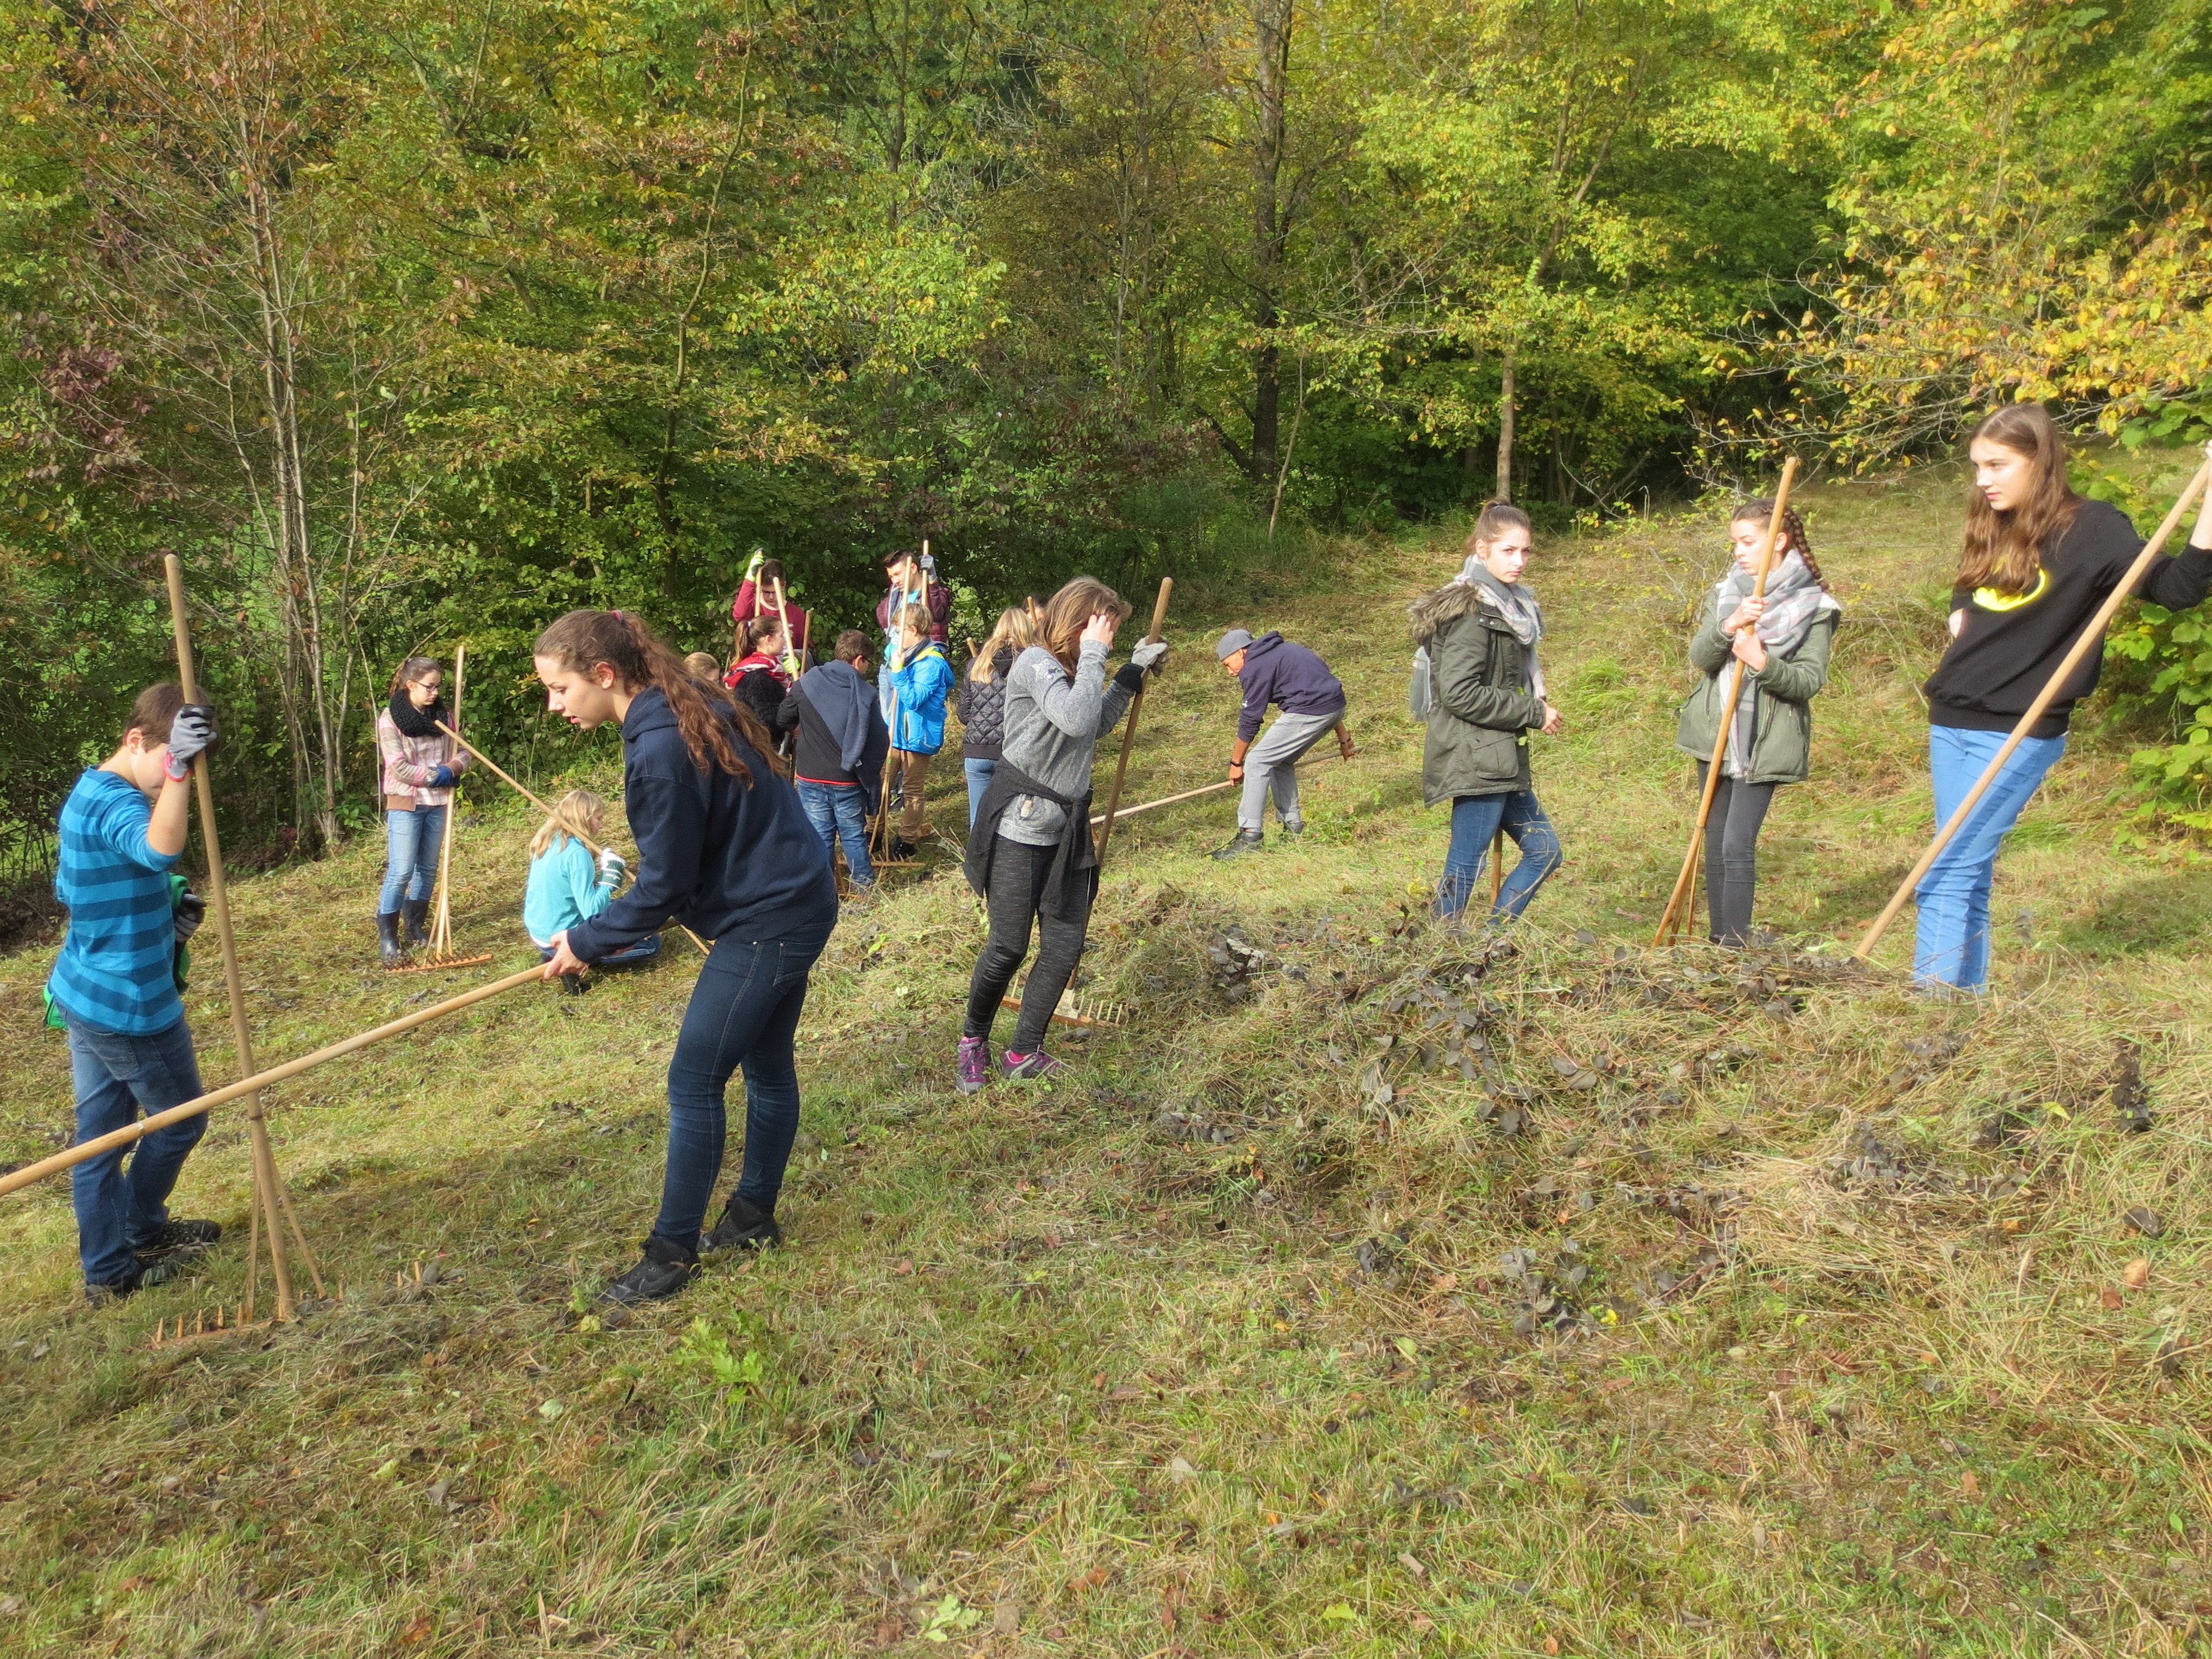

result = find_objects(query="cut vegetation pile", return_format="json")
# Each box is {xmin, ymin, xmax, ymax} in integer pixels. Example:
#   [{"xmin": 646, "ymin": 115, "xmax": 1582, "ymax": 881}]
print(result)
[{"xmin": 5, "ymin": 460, "xmax": 2212, "ymax": 1657}]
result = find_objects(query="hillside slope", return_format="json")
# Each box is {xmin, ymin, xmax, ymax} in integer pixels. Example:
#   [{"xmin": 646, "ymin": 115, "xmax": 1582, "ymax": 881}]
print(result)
[{"xmin": 5, "ymin": 463, "xmax": 2212, "ymax": 1657}]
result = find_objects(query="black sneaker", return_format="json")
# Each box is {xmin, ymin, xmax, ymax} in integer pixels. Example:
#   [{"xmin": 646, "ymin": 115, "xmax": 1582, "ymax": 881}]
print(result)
[
  {"xmin": 1210, "ymin": 829, "xmax": 1264, "ymax": 861},
  {"xmin": 131, "ymin": 1219, "xmax": 221, "ymax": 1264},
  {"xmin": 84, "ymin": 1256, "xmax": 184, "ymax": 1306},
  {"xmin": 599, "ymin": 1234, "xmax": 701, "ymax": 1305},
  {"xmin": 702, "ymin": 1195, "xmax": 783, "ymax": 1253},
  {"xmin": 888, "ymin": 837, "xmax": 919, "ymax": 861}
]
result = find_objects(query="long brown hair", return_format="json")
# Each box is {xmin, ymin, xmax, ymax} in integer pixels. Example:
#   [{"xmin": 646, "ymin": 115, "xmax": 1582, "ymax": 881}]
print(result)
[
  {"xmin": 969, "ymin": 604, "xmax": 1038, "ymax": 683},
  {"xmin": 1036, "ymin": 576, "xmax": 1132, "ymax": 672},
  {"xmin": 1959, "ymin": 403, "xmax": 2079, "ymax": 596},
  {"xmin": 1467, "ymin": 499, "xmax": 1532, "ymax": 548},
  {"xmin": 736, "ymin": 614, "xmax": 784, "ymax": 658},
  {"xmin": 1729, "ymin": 500, "xmax": 1828, "ymax": 589},
  {"xmin": 534, "ymin": 609, "xmax": 774, "ymax": 783}
]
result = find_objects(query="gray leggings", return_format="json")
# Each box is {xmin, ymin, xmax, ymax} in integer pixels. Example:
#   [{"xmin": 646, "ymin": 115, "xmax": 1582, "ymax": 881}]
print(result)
[
  {"xmin": 964, "ymin": 839, "xmax": 1091, "ymax": 1055},
  {"xmin": 1695, "ymin": 762, "xmax": 1776, "ymax": 946}
]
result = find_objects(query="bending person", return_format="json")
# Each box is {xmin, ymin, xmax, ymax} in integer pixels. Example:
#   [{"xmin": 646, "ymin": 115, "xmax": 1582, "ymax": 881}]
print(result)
[
  {"xmin": 1674, "ymin": 500, "xmax": 1841, "ymax": 945},
  {"xmin": 1411, "ymin": 501, "xmax": 1564, "ymax": 923},
  {"xmin": 535, "ymin": 610, "xmax": 838, "ymax": 1304},
  {"xmin": 1913, "ymin": 409, "xmax": 2212, "ymax": 990},
  {"xmin": 957, "ymin": 578, "xmax": 1165, "ymax": 1090},
  {"xmin": 1210, "ymin": 625, "xmax": 1352, "ymax": 859},
  {"xmin": 375, "ymin": 655, "xmax": 470, "ymax": 965},
  {"xmin": 522, "ymin": 788, "xmax": 660, "ymax": 991}
]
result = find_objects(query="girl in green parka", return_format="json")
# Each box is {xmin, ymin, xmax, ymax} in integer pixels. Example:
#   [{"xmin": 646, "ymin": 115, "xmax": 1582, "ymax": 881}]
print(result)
[
  {"xmin": 1410, "ymin": 502, "xmax": 1565, "ymax": 923},
  {"xmin": 1674, "ymin": 500, "xmax": 1841, "ymax": 946}
]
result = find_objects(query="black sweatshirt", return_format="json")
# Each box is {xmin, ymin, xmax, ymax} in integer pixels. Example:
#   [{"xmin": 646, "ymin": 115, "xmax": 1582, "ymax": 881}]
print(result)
[
  {"xmin": 1925, "ymin": 497, "xmax": 2212, "ymax": 738},
  {"xmin": 777, "ymin": 664, "xmax": 889, "ymax": 794},
  {"xmin": 565, "ymin": 687, "xmax": 837, "ymax": 961}
]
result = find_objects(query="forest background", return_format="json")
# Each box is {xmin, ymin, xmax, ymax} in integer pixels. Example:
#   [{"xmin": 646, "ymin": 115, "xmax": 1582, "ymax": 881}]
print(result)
[{"xmin": 1, "ymin": 0, "xmax": 2208, "ymax": 915}]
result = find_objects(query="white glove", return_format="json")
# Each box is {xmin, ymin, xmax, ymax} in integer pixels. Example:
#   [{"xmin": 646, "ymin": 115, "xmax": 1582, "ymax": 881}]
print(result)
[
  {"xmin": 594, "ymin": 848, "xmax": 627, "ymax": 887},
  {"xmin": 1129, "ymin": 638, "xmax": 1168, "ymax": 673}
]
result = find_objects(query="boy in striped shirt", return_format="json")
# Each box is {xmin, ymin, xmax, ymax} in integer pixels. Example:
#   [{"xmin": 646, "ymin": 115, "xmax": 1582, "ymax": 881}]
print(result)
[{"xmin": 47, "ymin": 684, "xmax": 223, "ymax": 1303}]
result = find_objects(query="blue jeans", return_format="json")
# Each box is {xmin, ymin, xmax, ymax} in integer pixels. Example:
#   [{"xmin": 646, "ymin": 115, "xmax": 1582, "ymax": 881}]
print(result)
[
  {"xmin": 1434, "ymin": 790, "xmax": 1562, "ymax": 922},
  {"xmin": 64, "ymin": 1013, "xmax": 209, "ymax": 1286},
  {"xmin": 379, "ymin": 804, "xmax": 447, "ymax": 913},
  {"xmin": 652, "ymin": 918, "xmax": 835, "ymax": 1250},
  {"xmin": 964, "ymin": 757, "xmax": 996, "ymax": 825},
  {"xmin": 1914, "ymin": 725, "xmax": 2067, "ymax": 991},
  {"xmin": 796, "ymin": 781, "xmax": 873, "ymax": 889}
]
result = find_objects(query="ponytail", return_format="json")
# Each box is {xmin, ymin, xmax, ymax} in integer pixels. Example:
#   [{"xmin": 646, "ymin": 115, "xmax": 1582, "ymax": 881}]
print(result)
[{"xmin": 534, "ymin": 609, "xmax": 775, "ymax": 783}]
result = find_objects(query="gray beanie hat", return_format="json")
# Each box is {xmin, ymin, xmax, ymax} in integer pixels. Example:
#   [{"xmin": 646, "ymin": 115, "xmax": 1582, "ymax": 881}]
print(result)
[{"xmin": 1216, "ymin": 628, "xmax": 1254, "ymax": 661}]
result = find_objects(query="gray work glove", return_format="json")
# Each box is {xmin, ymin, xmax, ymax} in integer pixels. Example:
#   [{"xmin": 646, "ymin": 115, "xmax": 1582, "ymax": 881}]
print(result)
[
  {"xmin": 1129, "ymin": 639, "xmax": 1168, "ymax": 673},
  {"xmin": 164, "ymin": 704, "xmax": 217, "ymax": 779},
  {"xmin": 173, "ymin": 890, "xmax": 206, "ymax": 943}
]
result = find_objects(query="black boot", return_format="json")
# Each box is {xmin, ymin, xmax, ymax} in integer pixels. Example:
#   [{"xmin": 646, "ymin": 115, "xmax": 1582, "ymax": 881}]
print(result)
[
  {"xmin": 702, "ymin": 1194, "xmax": 783, "ymax": 1253},
  {"xmin": 1210, "ymin": 828, "xmax": 1264, "ymax": 861},
  {"xmin": 400, "ymin": 896, "xmax": 430, "ymax": 948},
  {"xmin": 377, "ymin": 911, "xmax": 404, "ymax": 967},
  {"xmin": 599, "ymin": 1234, "xmax": 701, "ymax": 1305}
]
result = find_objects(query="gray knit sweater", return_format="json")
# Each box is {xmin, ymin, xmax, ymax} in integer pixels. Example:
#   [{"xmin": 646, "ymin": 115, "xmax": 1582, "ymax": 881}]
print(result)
[{"xmin": 997, "ymin": 641, "xmax": 1135, "ymax": 847}]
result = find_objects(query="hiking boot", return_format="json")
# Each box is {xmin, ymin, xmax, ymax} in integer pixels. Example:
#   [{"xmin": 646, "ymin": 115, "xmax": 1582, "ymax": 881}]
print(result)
[
  {"xmin": 377, "ymin": 911, "xmax": 404, "ymax": 967},
  {"xmin": 702, "ymin": 1195, "xmax": 783, "ymax": 1253},
  {"xmin": 132, "ymin": 1219, "xmax": 221, "ymax": 1265},
  {"xmin": 888, "ymin": 837, "xmax": 919, "ymax": 861},
  {"xmin": 598, "ymin": 1234, "xmax": 700, "ymax": 1305},
  {"xmin": 1000, "ymin": 1048, "xmax": 1066, "ymax": 1083},
  {"xmin": 1278, "ymin": 821, "xmax": 1304, "ymax": 841},
  {"xmin": 400, "ymin": 896, "xmax": 430, "ymax": 948},
  {"xmin": 83, "ymin": 1256, "xmax": 184, "ymax": 1306},
  {"xmin": 1210, "ymin": 829, "xmax": 1264, "ymax": 861},
  {"xmin": 955, "ymin": 1036, "xmax": 991, "ymax": 1095}
]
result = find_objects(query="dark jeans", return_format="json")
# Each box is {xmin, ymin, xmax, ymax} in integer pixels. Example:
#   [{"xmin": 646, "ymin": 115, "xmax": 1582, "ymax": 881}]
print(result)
[
  {"xmin": 1434, "ymin": 790, "xmax": 1562, "ymax": 922},
  {"xmin": 650, "ymin": 917, "xmax": 834, "ymax": 1252},
  {"xmin": 1696, "ymin": 762, "xmax": 1777, "ymax": 946},
  {"xmin": 963, "ymin": 838, "xmax": 1089, "ymax": 1055},
  {"xmin": 64, "ymin": 1012, "xmax": 208, "ymax": 1286}
]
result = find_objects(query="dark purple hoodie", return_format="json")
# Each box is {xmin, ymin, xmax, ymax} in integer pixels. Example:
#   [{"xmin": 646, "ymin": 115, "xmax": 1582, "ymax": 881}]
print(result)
[{"xmin": 1234, "ymin": 632, "xmax": 1345, "ymax": 742}]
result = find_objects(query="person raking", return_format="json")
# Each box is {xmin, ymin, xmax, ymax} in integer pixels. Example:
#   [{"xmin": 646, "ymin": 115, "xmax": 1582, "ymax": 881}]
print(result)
[{"xmin": 1209, "ymin": 625, "xmax": 1353, "ymax": 859}]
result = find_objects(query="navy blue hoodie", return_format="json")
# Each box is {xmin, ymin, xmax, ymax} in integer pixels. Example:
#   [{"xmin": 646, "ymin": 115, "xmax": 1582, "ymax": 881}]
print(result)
[
  {"xmin": 565, "ymin": 685, "xmax": 838, "ymax": 962},
  {"xmin": 1234, "ymin": 632, "xmax": 1345, "ymax": 743}
]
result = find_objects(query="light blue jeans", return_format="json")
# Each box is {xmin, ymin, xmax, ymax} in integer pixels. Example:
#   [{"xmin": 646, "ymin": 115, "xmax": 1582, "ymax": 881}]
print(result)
[
  {"xmin": 796, "ymin": 781, "xmax": 873, "ymax": 889},
  {"xmin": 1435, "ymin": 790, "xmax": 1562, "ymax": 922},
  {"xmin": 1913, "ymin": 725, "xmax": 2067, "ymax": 991},
  {"xmin": 64, "ymin": 1012, "xmax": 208, "ymax": 1287},
  {"xmin": 379, "ymin": 803, "xmax": 447, "ymax": 913},
  {"xmin": 964, "ymin": 757, "xmax": 996, "ymax": 825}
]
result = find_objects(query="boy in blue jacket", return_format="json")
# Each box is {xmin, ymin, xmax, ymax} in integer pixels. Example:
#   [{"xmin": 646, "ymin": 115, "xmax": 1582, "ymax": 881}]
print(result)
[
  {"xmin": 884, "ymin": 603, "xmax": 954, "ymax": 858},
  {"xmin": 49, "ymin": 683, "xmax": 225, "ymax": 1303},
  {"xmin": 1212, "ymin": 627, "xmax": 1354, "ymax": 859}
]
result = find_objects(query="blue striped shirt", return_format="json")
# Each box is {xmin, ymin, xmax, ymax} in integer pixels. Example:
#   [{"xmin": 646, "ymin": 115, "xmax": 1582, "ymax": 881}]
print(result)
[{"xmin": 47, "ymin": 769, "xmax": 182, "ymax": 1035}]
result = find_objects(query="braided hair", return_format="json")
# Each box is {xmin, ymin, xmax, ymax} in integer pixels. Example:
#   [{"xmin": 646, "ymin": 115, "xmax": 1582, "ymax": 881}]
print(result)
[
  {"xmin": 1730, "ymin": 499, "xmax": 1826, "ymax": 589},
  {"xmin": 534, "ymin": 608, "xmax": 775, "ymax": 784}
]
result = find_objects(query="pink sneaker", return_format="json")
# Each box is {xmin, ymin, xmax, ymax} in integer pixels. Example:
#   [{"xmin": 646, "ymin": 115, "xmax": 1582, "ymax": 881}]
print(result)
[
  {"xmin": 999, "ymin": 1048, "xmax": 1065, "ymax": 1082},
  {"xmin": 955, "ymin": 1036, "xmax": 991, "ymax": 1094}
]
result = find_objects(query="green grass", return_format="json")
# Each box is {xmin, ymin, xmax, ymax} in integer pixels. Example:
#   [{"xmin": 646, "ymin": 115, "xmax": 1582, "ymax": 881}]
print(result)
[{"xmin": 7, "ymin": 459, "xmax": 2212, "ymax": 1655}]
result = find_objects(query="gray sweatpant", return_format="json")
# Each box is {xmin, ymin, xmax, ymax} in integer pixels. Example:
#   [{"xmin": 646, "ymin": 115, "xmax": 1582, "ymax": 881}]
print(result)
[{"xmin": 1240, "ymin": 707, "xmax": 1342, "ymax": 831}]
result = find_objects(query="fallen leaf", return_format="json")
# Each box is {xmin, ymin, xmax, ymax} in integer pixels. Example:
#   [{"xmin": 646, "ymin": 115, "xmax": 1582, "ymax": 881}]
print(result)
[
  {"xmin": 1396, "ymin": 1552, "xmax": 1427, "ymax": 1579},
  {"xmin": 1167, "ymin": 1456, "xmax": 1199, "ymax": 1481},
  {"xmin": 2126, "ymin": 1207, "xmax": 2166, "ymax": 1238},
  {"xmin": 2102, "ymin": 1288, "xmax": 2124, "ymax": 1310},
  {"xmin": 1544, "ymin": 1638, "xmax": 1561, "ymax": 1655},
  {"xmin": 1960, "ymin": 1471, "xmax": 1980, "ymax": 1497},
  {"xmin": 2125, "ymin": 1258, "xmax": 2151, "ymax": 1291},
  {"xmin": 993, "ymin": 1601, "xmax": 1020, "ymax": 1636},
  {"xmin": 398, "ymin": 1613, "xmax": 434, "ymax": 1645}
]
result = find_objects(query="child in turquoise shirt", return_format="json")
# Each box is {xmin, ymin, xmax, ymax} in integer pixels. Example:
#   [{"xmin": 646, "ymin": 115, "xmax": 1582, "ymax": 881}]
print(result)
[{"xmin": 523, "ymin": 791, "xmax": 661, "ymax": 980}]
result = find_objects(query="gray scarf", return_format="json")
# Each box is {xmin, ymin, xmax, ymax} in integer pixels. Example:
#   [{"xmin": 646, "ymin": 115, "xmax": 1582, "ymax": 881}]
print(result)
[
  {"xmin": 1458, "ymin": 559, "xmax": 1547, "ymax": 700},
  {"xmin": 1711, "ymin": 551, "xmax": 1841, "ymax": 778}
]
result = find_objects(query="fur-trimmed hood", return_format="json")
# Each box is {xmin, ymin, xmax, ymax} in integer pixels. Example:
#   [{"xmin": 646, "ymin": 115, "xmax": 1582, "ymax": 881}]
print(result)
[{"xmin": 1408, "ymin": 578, "xmax": 1495, "ymax": 647}]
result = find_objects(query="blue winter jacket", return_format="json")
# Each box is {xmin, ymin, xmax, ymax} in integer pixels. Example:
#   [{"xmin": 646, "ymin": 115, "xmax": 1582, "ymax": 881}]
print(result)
[
  {"xmin": 886, "ymin": 641, "xmax": 955, "ymax": 754},
  {"xmin": 565, "ymin": 686, "xmax": 837, "ymax": 962}
]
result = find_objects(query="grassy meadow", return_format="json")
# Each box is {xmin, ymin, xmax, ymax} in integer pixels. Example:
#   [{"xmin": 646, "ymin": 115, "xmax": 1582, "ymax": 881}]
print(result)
[{"xmin": 6, "ymin": 457, "xmax": 2212, "ymax": 1656}]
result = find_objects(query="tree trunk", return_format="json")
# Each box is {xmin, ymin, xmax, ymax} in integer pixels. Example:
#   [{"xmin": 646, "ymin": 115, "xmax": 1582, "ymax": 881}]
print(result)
[
  {"xmin": 1495, "ymin": 344, "xmax": 1517, "ymax": 504},
  {"xmin": 1248, "ymin": 0, "xmax": 1292, "ymax": 485}
]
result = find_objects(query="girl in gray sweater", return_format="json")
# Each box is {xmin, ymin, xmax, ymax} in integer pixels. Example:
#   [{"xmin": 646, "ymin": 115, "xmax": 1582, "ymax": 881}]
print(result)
[{"xmin": 958, "ymin": 577, "xmax": 1166, "ymax": 1088}]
